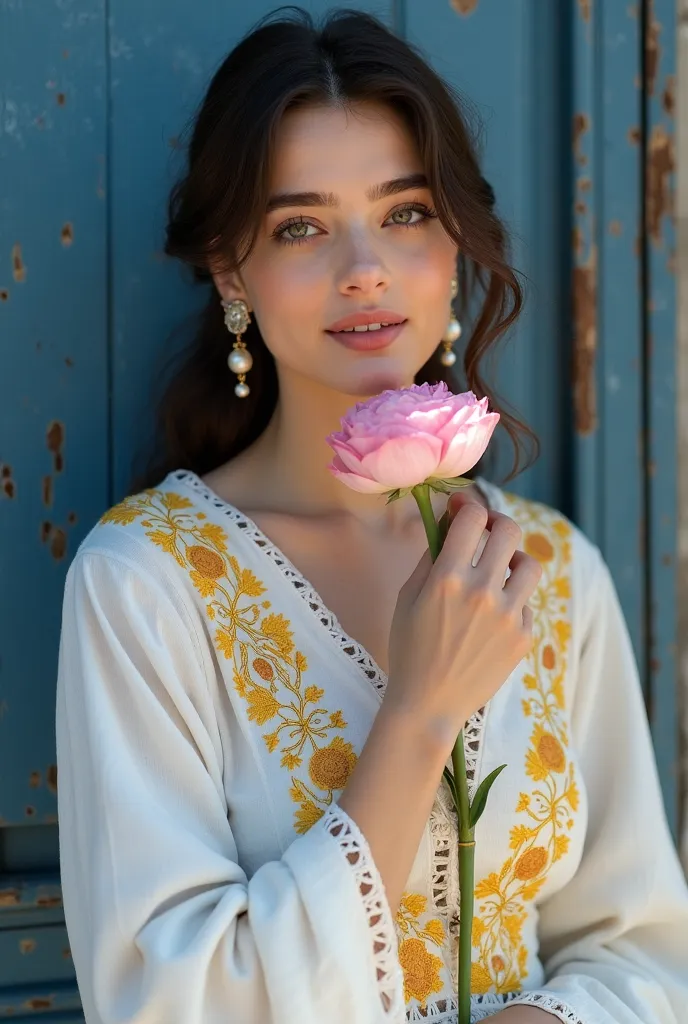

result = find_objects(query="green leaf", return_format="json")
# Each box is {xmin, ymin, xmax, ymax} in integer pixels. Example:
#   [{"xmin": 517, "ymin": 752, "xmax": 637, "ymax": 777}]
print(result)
[
  {"xmin": 469, "ymin": 764, "xmax": 507, "ymax": 829},
  {"xmin": 442, "ymin": 766, "xmax": 458, "ymax": 808},
  {"xmin": 429, "ymin": 476, "xmax": 474, "ymax": 495},
  {"xmin": 385, "ymin": 486, "xmax": 414, "ymax": 505}
]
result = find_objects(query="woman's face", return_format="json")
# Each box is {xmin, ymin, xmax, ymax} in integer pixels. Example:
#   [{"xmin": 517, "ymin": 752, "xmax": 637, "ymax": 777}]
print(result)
[{"xmin": 217, "ymin": 101, "xmax": 459, "ymax": 398}]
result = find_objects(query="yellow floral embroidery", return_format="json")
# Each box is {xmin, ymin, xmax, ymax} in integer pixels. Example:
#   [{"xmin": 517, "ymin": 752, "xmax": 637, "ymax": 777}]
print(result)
[
  {"xmin": 396, "ymin": 894, "xmax": 446, "ymax": 1007},
  {"xmin": 101, "ymin": 489, "xmax": 355, "ymax": 833},
  {"xmin": 470, "ymin": 498, "xmax": 576, "ymax": 994}
]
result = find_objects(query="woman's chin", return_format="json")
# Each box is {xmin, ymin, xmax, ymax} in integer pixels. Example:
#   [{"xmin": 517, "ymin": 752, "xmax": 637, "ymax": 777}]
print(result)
[{"xmin": 336, "ymin": 359, "xmax": 418, "ymax": 398}]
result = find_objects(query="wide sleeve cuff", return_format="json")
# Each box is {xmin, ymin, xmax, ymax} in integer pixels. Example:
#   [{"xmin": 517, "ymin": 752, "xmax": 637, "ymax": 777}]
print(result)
[{"xmin": 314, "ymin": 804, "xmax": 405, "ymax": 1018}]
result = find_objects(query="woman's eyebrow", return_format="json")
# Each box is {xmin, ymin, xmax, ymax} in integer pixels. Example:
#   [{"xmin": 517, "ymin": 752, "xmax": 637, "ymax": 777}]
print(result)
[{"xmin": 265, "ymin": 173, "xmax": 429, "ymax": 213}]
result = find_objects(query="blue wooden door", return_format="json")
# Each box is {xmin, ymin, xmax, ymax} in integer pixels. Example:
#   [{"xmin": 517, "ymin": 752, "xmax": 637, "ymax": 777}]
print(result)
[{"xmin": 0, "ymin": 1, "xmax": 678, "ymax": 1017}]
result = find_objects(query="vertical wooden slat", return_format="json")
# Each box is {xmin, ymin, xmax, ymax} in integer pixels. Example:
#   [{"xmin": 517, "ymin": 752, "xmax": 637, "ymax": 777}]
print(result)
[
  {"xmin": 0, "ymin": 0, "xmax": 107, "ymax": 1015},
  {"xmin": 677, "ymin": 0, "xmax": 688, "ymax": 868},
  {"xmin": 571, "ymin": 0, "xmax": 602, "ymax": 546},
  {"xmin": 571, "ymin": 1, "xmax": 646, "ymax": 673},
  {"xmin": 0, "ymin": 1, "xmax": 108, "ymax": 828},
  {"xmin": 599, "ymin": 4, "xmax": 645, "ymax": 666},
  {"xmin": 644, "ymin": 0, "xmax": 679, "ymax": 838}
]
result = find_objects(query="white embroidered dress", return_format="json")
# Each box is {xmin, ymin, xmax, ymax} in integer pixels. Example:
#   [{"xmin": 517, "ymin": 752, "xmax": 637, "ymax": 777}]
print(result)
[{"xmin": 55, "ymin": 470, "xmax": 688, "ymax": 1024}]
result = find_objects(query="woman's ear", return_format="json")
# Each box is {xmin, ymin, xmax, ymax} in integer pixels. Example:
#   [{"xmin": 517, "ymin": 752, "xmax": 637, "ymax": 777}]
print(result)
[{"xmin": 211, "ymin": 268, "xmax": 251, "ymax": 310}]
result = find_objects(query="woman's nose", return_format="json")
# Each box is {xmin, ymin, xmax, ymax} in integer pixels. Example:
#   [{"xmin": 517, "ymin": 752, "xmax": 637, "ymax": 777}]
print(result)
[{"xmin": 336, "ymin": 234, "xmax": 391, "ymax": 296}]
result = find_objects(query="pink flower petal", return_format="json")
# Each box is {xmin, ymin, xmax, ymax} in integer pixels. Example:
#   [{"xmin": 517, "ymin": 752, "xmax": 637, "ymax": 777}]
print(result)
[
  {"xmin": 328, "ymin": 457, "xmax": 389, "ymax": 493},
  {"xmin": 433, "ymin": 413, "xmax": 500, "ymax": 477},
  {"xmin": 329, "ymin": 440, "xmax": 366, "ymax": 474},
  {"xmin": 362, "ymin": 434, "xmax": 443, "ymax": 489}
]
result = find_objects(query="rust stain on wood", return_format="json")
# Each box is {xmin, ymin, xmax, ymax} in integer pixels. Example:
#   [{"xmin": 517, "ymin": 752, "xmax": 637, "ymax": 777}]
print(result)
[
  {"xmin": 0, "ymin": 888, "xmax": 20, "ymax": 906},
  {"xmin": 662, "ymin": 75, "xmax": 675, "ymax": 117},
  {"xmin": 572, "ymin": 243, "xmax": 598, "ymax": 435},
  {"xmin": 46, "ymin": 420, "xmax": 65, "ymax": 473},
  {"xmin": 56, "ymin": 92, "xmax": 66, "ymax": 106},
  {"xmin": 1, "ymin": 463, "xmax": 16, "ymax": 499},
  {"xmin": 20, "ymin": 938, "xmax": 37, "ymax": 954},
  {"xmin": 61, "ymin": 223, "xmax": 74, "ymax": 246},
  {"xmin": 627, "ymin": 126, "xmax": 641, "ymax": 145},
  {"xmin": 29, "ymin": 771, "xmax": 41, "ymax": 788},
  {"xmin": 50, "ymin": 527, "xmax": 67, "ymax": 561},
  {"xmin": 12, "ymin": 243, "xmax": 26, "ymax": 283},
  {"xmin": 577, "ymin": 0, "xmax": 590, "ymax": 21},
  {"xmin": 43, "ymin": 475, "xmax": 53, "ymax": 507},
  {"xmin": 573, "ymin": 113, "xmax": 590, "ymax": 166},
  {"xmin": 609, "ymin": 220, "xmax": 622, "ymax": 236},
  {"xmin": 47, "ymin": 764, "xmax": 58, "ymax": 793},
  {"xmin": 646, "ymin": 123, "xmax": 675, "ymax": 246},
  {"xmin": 36, "ymin": 894, "xmax": 62, "ymax": 908},
  {"xmin": 25, "ymin": 805, "xmax": 36, "ymax": 817},
  {"xmin": 41, "ymin": 522, "xmax": 68, "ymax": 560},
  {"xmin": 0, "ymin": 289, "xmax": 9, "ymax": 301},
  {"xmin": 25, "ymin": 998, "xmax": 54, "ymax": 1010},
  {"xmin": 449, "ymin": 0, "xmax": 479, "ymax": 14}
]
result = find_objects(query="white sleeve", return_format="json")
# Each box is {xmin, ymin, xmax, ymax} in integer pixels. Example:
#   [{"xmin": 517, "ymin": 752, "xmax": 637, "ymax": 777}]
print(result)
[
  {"xmin": 506, "ymin": 547, "xmax": 688, "ymax": 1024},
  {"xmin": 55, "ymin": 549, "xmax": 404, "ymax": 1024}
]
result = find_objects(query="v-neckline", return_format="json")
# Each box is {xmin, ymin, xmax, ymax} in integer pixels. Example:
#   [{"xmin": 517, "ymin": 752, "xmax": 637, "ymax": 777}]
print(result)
[{"xmin": 169, "ymin": 469, "xmax": 502, "ymax": 719}]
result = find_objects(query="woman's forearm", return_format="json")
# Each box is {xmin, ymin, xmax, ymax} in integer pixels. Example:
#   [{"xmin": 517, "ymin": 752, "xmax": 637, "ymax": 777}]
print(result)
[{"xmin": 338, "ymin": 703, "xmax": 460, "ymax": 915}]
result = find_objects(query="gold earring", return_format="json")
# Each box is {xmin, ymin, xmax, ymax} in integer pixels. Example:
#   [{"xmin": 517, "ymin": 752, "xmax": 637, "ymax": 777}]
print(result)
[
  {"xmin": 222, "ymin": 299, "xmax": 253, "ymax": 398},
  {"xmin": 441, "ymin": 277, "xmax": 461, "ymax": 367}
]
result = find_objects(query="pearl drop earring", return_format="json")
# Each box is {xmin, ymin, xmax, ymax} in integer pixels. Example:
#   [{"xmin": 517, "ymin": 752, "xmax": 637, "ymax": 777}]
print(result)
[
  {"xmin": 440, "ymin": 277, "xmax": 462, "ymax": 367},
  {"xmin": 222, "ymin": 299, "xmax": 253, "ymax": 398}
]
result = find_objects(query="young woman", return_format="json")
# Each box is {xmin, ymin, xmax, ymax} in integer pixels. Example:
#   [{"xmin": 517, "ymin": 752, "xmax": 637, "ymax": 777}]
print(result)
[{"xmin": 55, "ymin": 9, "xmax": 688, "ymax": 1024}]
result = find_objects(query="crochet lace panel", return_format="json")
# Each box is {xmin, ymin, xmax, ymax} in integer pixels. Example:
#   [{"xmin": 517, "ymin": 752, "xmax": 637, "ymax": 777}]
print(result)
[
  {"xmin": 428, "ymin": 704, "xmax": 488, "ymax": 990},
  {"xmin": 173, "ymin": 471, "xmax": 386, "ymax": 696},
  {"xmin": 321, "ymin": 804, "xmax": 405, "ymax": 1018},
  {"xmin": 403, "ymin": 991, "xmax": 584, "ymax": 1023}
]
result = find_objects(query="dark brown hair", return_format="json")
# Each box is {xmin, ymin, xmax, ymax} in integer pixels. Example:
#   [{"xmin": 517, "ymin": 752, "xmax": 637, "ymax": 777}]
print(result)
[{"xmin": 137, "ymin": 6, "xmax": 537, "ymax": 489}]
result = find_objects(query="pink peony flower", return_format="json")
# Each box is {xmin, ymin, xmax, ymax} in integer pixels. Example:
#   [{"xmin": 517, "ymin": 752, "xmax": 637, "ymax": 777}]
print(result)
[{"xmin": 326, "ymin": 383, "xmax": 499, "ymax": 494}]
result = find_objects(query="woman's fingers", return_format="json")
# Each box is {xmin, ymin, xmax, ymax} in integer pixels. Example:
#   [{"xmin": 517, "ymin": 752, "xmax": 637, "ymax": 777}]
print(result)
[
  {"xmin": 439, "ymin": 500, "xmax": 490, "ymax": 567},
  {"xmin": 504, "ymin": 550, "xmax": 543, "ymax": 605},
  {"xmin": 474, "ymin": 513, "xmax": 523, "ymax": 584}
]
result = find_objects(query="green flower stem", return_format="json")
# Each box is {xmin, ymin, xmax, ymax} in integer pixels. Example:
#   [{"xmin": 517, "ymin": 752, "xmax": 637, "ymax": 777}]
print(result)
[
  {"xmin": 452, "ymin": 731, "xmax": 475, "ymax": 1024},
  {"xmin": 412, "ymin": 483, "xmax": 443, "ymax": 562},
  {"xmin": 411, "ymin": 483, "xmax": 473, "ymax": 1024}
]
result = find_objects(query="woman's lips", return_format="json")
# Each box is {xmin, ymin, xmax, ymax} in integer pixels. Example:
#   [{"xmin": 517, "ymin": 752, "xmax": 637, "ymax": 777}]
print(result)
[{"xmin": 326, "ymin": 321, "xmax": 407, "ymax": 351}]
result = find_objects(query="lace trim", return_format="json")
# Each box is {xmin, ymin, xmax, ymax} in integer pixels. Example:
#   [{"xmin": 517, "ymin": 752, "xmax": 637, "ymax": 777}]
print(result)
[
  {"xmin": 403, "ymin": 990, "xmax": 582, "ymax": 1023},
  {"xmin": 172, "ymin": 471, "xmax": 386, "ymax": 696},
  {"xmin": 407, "ymin": 992, "xmax": 515, "ymax": 1022},
  {"xmin": 321, "ymin": 804, "xmax": 405, "ymax": 1018},
  {"xmin": 506, "ymin": 992, "xmax": 584, "ymax": 1024}
]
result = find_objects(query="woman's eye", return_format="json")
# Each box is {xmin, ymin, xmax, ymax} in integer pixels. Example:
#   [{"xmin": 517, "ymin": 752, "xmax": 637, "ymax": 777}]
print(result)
[
  {"xmin": 389, "ymin": 208, "xmax": 420, "ymax": 225},
  {"xmin": 385, "ymin": 204, "xmax": 436, "ymax": 228},
  {"xmin": 275, "ymin": 219, "xmax": 320, "ymax": 244}
]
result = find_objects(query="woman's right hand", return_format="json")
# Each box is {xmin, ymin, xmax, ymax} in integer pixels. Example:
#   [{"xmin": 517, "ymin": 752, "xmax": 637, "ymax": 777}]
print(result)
[{"xmin": 386, "ymin": 492, "xmax": 542, "ymax": 744}]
